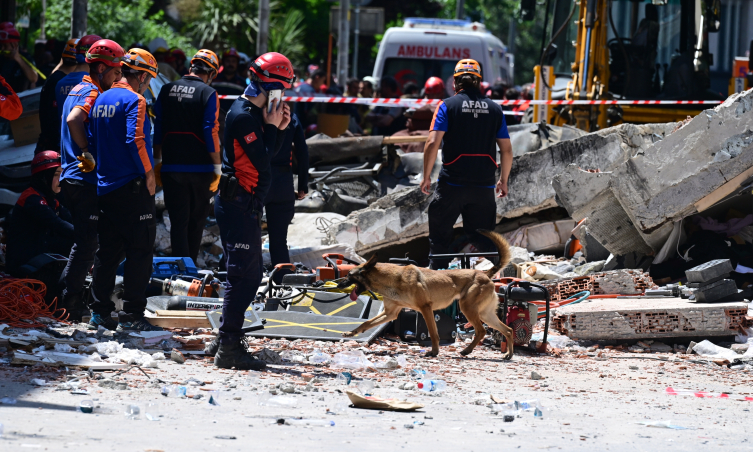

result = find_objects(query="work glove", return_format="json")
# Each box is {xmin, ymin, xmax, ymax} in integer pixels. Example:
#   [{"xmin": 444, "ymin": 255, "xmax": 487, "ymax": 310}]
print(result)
[
  {"xmin": 210, "ymin": 164, "xmax": 222, "ymax": 192},
  {"xmin": 154, "ymin": 159, "xmax": 162, "ymax": 187},
  {"xmin": 76, "ymin": 152, "xmax": 96, "ymax": 173}
]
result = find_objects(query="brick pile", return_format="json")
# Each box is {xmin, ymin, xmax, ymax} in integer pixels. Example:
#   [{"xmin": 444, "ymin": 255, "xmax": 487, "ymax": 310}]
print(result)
[
  {"xmin": 550, "ymin": 298, "xmax": 749, "ymax": 340},
  {"xmin": 542, "ymin": 269, "xmax": 657, "ymax": 302}
]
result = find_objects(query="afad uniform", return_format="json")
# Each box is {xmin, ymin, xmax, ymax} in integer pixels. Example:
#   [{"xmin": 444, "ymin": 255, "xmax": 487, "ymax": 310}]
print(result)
[
  {"xmin": 428, "ymin": 88, "xmax": 509, "ymax": 269},
  {"xmin": 58, "ymin": 74, "xmax": 102, "ymax": 304},
  {"xmin": 153, "ymin": 74, "xmax": 220, "ymax": 260},
  {"xmin": 215, "ymin": 95, "xmax": 281, "ymax": 343},
  {"xmin": 264, "ymin": 113, "xmax": 308, "ymax": 276},
  {"xmin": 88, "ymin": 81, "xmax": 155, "ymax": 318},
  {"xmin": 55, "ymin": 71, "xmax": 87, "ymax": 128},
  {"xmin": 59, "ymin": 74, "xmax": 100, "ymax": 185},
  {"xmin": 0, "ymin": 75, "xmax": 22, "ymax": 121},
  {"xmin": 5, "ymin": 188, "xmax": 73, "ymax": 275}
]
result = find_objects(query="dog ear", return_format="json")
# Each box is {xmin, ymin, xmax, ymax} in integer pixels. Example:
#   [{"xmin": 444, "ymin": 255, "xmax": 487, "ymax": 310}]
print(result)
[{"xmin": 362, "ymin": 253, "xmax": 378, "ymax": 270}]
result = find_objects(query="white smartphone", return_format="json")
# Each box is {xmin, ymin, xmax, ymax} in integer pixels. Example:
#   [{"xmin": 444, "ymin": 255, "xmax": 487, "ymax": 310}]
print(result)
[{"xmin": 267, "ymin": 90, "xmax": 283, "ymax": 112}]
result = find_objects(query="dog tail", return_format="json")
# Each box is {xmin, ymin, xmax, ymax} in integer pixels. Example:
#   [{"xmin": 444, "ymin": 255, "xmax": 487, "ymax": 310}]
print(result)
[{"xmin": 478, "ymin": 229, "xmax": 511, "ymax": 279}]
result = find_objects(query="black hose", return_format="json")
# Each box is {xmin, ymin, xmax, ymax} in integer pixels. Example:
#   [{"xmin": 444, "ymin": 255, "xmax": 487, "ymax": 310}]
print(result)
[
  {"xmin": 608, "ymin": 0, "xmax": 631, "ymax": 97},
  {"xmin": 538, "ymin": 0, "xmax": 578, "ymax": 91}
]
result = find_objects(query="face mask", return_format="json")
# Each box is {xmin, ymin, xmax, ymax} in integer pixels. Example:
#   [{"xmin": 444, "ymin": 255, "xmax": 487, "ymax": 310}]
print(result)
[{"xmin": 244, "ymin": 81, "xmax": 285, "ymax": 98}]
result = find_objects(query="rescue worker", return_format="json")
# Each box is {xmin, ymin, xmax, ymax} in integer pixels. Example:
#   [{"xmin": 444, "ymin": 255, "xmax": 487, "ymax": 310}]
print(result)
[
  {"xmin": 88, "ymin": 48, "xmax": 161, "ymax": 332},
  {"xmin": 265, "ymin": 111, "xmax": 309, "ymax": 283},
  {"xmin": 0, "ymin": 24, "xmax": 38, "ymax": 92},
  {"xmin": 153, "ymin": 49, "xmax": 221, "ymax": 262},
  {"xmin": 218, "ymin": 48, "xmax": 246, "ymax": 89},
  {"xmin": 6, "ymin": 152, "xmax": 73, "ymax": 276},
  {"xmin": 423, "ymin": 77, "xmax": 445, "ymax": 100},
  {"xmin": 170, "ymin": 48, "xmax": 188, "ymax": 77},
  {"xmin": 420, "ymin": 59, "xmax": 513, "ymax": 270},
  {"xmin": 36, "ymin": 38, "xmax": 77, "ymax": 153},
  {"xmin": 0, "ymin": 74, "xmax": 22, "ymax": 120},
  {"xmin": 212, "ymin": 52, "xmax": 292, "ymax": 369},
  {"xmin": 55, "ymin": 35, "xmax": 102, "ymax": 121},
  {"xmin": 58, "ymin": 39, "xmax": 124, "ymax": 324}
]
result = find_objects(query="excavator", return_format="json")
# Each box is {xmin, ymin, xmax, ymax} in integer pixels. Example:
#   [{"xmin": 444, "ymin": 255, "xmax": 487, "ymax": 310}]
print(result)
[{"xmin": 529, "ymin": 0, "xmax": 725, "ymax": 132}]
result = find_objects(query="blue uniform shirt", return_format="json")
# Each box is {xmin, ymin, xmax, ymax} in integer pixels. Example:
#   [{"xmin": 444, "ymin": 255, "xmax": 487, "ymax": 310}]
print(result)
[
  {"xmin": 55, "ymin": 71, "xmax": 87, "ymax": 120},
  {"xmin": 59, "ymin": 74, "xmax": 101, "ymax": 185},
  {"xmin": 90, "ymin": 81, "xmax": 154, "ymax": 196}
]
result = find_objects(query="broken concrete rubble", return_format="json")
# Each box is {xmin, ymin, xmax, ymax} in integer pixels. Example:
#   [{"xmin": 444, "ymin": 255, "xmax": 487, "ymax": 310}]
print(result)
[
  {"xmin": 327, "ymin": 122, "xmax": 673, "ymax": 254},
  {"xmin": 553, "ymin": 89, "xmax": 753, "ymax": 256}
]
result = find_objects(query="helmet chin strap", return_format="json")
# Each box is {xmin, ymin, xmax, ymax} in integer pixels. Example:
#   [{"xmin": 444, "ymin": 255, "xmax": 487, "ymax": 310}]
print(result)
[{"xmin": 97, "ymin": 65, "xmax": 113, "ymax": 83}]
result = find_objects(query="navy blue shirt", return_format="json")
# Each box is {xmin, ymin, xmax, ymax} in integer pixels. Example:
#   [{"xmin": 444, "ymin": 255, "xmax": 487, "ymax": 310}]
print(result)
[{"xmin": 431, "ymin": 89, "xmax": 508, "ymax": 187}]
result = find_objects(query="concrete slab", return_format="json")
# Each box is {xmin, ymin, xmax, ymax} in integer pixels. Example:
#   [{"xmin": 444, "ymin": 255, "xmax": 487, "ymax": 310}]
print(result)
[{"xmin": 551, "ymin": 298, "xmax": 747, "ymax": 340}]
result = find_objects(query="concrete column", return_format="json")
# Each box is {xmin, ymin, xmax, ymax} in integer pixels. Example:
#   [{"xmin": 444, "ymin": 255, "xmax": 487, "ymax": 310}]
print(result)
[{"xmin": 337, "ymin": 0, "xmax": 350, "ymax": 87}]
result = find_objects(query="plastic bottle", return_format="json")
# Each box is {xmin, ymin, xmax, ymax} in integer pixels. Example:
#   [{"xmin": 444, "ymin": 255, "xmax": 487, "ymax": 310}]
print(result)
[
  {"xmin": 356, "ymin": 379, "xmax": 375, "ymax": 395},
  {"xmin": 416, "ymin": 379, "xmax": 446, "ymax": 392},
  {"xmin": 517, "ymin": 399, "xmax": 539, "ymax": 411},
  {"xmin": 534, "ymin": 407, "xmax": 543, "ymax": 418},
  {"xmin": 124, "ymin": 404, "xmax": 140, "ymax": 420},
  {"xmin": 309, "ymin": 350, "xmax": 332, "ymax": 364}
]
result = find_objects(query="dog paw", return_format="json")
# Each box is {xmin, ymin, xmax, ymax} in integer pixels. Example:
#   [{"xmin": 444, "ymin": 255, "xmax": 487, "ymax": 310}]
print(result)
[
  {"xmin": 459, "ymin": 348, "xmax": 472, "ymax": 356},
  {"xmin": 341, "ymin": 331, "xmax": 356, "ymax": 337},
  {"xmin": 502, "ymin": 352, "xmax": 513, "ymax": 361},
  {"xmin": 424, "ymin": 351, "xmax": 438, "ymax": 358}
]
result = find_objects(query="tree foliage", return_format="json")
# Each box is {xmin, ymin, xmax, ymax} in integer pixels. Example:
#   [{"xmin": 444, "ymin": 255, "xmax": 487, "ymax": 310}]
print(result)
[
  {"xmin": 191, "ymin": 0, "xmax": 258, "ymax": 54},
  {"xmin": 17, "ymin": 0, "xmax": 192, "ymax": 51},
  {"xmin": 438, "ymin": 0, "xmax": 546, "ymax": 85},
  {"xmin": 268, "ymin": 9, "xmax": 307, "ymax": 67}
]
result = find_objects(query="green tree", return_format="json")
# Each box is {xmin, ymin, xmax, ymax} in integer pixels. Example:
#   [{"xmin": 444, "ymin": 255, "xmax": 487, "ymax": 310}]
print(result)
[
  {"xmin": 18, "ymin": 0, "xmax": 192, "ymax": 52},
  {"xmin": 191, "ymin": 0, "xmax": 258, "ymax": 54},
  {"xmin": 438, "ymin": 0, "xmax": 546, "ymax": 86},
  {"xmin": 268, "ymin": 9, "xmax": 307, "ymax": 68}
]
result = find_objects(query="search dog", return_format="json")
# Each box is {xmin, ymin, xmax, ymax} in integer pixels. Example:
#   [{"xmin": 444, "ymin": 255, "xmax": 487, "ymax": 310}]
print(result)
[{"xmin": 338, "ymin": 230, "xmax": 514, "ymax": 359}]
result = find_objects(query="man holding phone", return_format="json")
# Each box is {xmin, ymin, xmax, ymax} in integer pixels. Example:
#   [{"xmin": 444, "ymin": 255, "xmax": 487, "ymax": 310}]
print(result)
[{"xmin": 212, "ymin": 52, "xmax": 293, "ymax": 369}]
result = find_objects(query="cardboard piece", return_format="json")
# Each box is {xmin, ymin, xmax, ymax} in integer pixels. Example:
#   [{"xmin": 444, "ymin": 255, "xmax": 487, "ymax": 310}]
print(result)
[{"xmin": 345, "ymin": 390, "xmax": 424, "ymax": 411}]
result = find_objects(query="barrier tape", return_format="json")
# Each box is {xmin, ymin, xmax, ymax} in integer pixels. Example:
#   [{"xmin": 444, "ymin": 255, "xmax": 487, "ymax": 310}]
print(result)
[
  {"xmin": 666, "ymin": 387, "xmax": 753, "ymax": 401},
  {"xmin": 216, "ymin": 95, "xmax": 722, "ymax": 108}
]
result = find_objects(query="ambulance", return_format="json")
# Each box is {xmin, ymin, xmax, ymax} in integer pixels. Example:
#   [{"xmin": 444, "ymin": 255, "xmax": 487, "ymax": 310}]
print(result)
[{"xmin": 372, "ymin": 18, "xmax": 514, "ymax": 97}]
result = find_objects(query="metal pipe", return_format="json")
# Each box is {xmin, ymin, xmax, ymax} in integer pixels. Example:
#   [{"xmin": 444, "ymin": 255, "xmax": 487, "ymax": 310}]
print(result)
[
  {"xmin": 353, "ymin": 2, "xmax": 360, "ymax": 78},
  {"xmin": 693, "ymin": 13, "xmax": 705, "ymax": 72}
]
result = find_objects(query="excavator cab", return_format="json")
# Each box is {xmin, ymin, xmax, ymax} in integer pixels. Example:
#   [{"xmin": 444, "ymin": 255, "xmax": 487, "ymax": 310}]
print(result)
[{"xmin": 532, "ymin": 0, "xmax": 724, "ymax": 131}]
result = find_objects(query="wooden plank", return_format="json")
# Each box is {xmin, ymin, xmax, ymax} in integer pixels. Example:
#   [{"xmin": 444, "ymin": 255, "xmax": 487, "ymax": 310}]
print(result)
[
  {"xmin": 382, "ymin": 135, "xmax": 428, "ymax": 144},
  {"xmin": 695, "ymin": 166, "xmax": 753, "ymax": 212},
  {"xmin": 155, "ymin": 310, "xmax": 207, "ymax": 318}
]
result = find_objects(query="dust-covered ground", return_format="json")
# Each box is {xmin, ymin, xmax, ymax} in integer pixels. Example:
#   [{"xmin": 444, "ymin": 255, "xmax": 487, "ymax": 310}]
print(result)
[{"xmin": 0, "ymin": 332, "xmax": 751, "ymax": 452}]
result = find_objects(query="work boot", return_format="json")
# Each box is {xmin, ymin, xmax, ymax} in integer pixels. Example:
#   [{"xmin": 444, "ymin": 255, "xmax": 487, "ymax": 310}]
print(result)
[
  {"xmin": 214, "ymin": 337, "xmax": 267, "ymax": 370},
  {"xmin": 61, "ymin": 294, "xmax": 87, "ymax": 323},
  {"xmin": 204, "ymin": 337, "xmax": 220, "ymax": 356},
  {"xmin": 116, "ymin": 311, "xmax": 163, "ymax": 332},
  {"xmin": 88, "ymin": 312, "xmax": 118, "ymax": 331}
]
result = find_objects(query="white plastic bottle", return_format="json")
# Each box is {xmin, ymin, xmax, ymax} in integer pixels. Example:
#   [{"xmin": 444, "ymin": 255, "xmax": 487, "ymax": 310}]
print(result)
[{"xmin": 416, "ymin": 379, "xmax": 446, "ymax": 392}]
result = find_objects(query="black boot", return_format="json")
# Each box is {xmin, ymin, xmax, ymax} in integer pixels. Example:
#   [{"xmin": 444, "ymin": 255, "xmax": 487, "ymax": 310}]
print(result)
[
  {"xmin": 204, "ymin": 337, "xmax": 220, "ymax": 356},
  {"xmin": 214, "ymin": 338, "xmax": 267, "ymax": 370},
  {"xmin": 61, "ymin": 293, "xmax": 87, "ymax": 323}
]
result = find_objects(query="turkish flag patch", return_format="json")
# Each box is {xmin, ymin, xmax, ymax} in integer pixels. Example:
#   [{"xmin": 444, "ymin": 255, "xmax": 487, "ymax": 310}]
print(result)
[
  {"xmin": 85, "ymin": 96, "xmax": 95, "ymax": 107},
  {"xmin": 244, "ymin": 132, "xmax": 257, "ymax": 144}
]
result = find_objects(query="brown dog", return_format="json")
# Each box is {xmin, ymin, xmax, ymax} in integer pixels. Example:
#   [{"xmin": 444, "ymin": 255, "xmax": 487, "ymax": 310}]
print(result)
[{"xmin": 339, "ymin": 230, "xmax": 514, "ymax": 359}]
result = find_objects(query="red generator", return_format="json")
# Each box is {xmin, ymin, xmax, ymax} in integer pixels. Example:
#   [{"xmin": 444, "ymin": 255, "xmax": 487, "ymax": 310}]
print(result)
[{"xmin": 495, "ymin": 279, "xmax": 551, "ymax": 351}]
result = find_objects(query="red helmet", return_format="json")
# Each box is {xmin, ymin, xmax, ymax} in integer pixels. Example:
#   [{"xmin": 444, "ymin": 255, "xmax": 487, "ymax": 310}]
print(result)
[
  {"xmin": 222, "ymin": 48, "xmax": 240, "ymax": 61},
  {"xmin": 249, "ymin": 52, "xmax": 296, "ymax": 89},
  {"xmin": 171, "ymin": 48, "xmax": 186, "ymax": 61},
  {"xmin": 424, "ymin": 77, "xmax": 445, "ymax": 95},
  {"xmin": 86, "ymin": 39, "xmax": 124, "ymax": 67},
  {"xmin": 31, "ymin": 151, "xmax": 61, "ymax": 175},
  {"xmin": 0, "ymin": 22, "xmax": 14, "ymax": 29},
  {"xmin": 0, "ymin": 26, "xmax": 20, "ymax": 43},
  {"xmin": 76, "ymin": 34, "xmax": 102, "ymax": 56}
]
